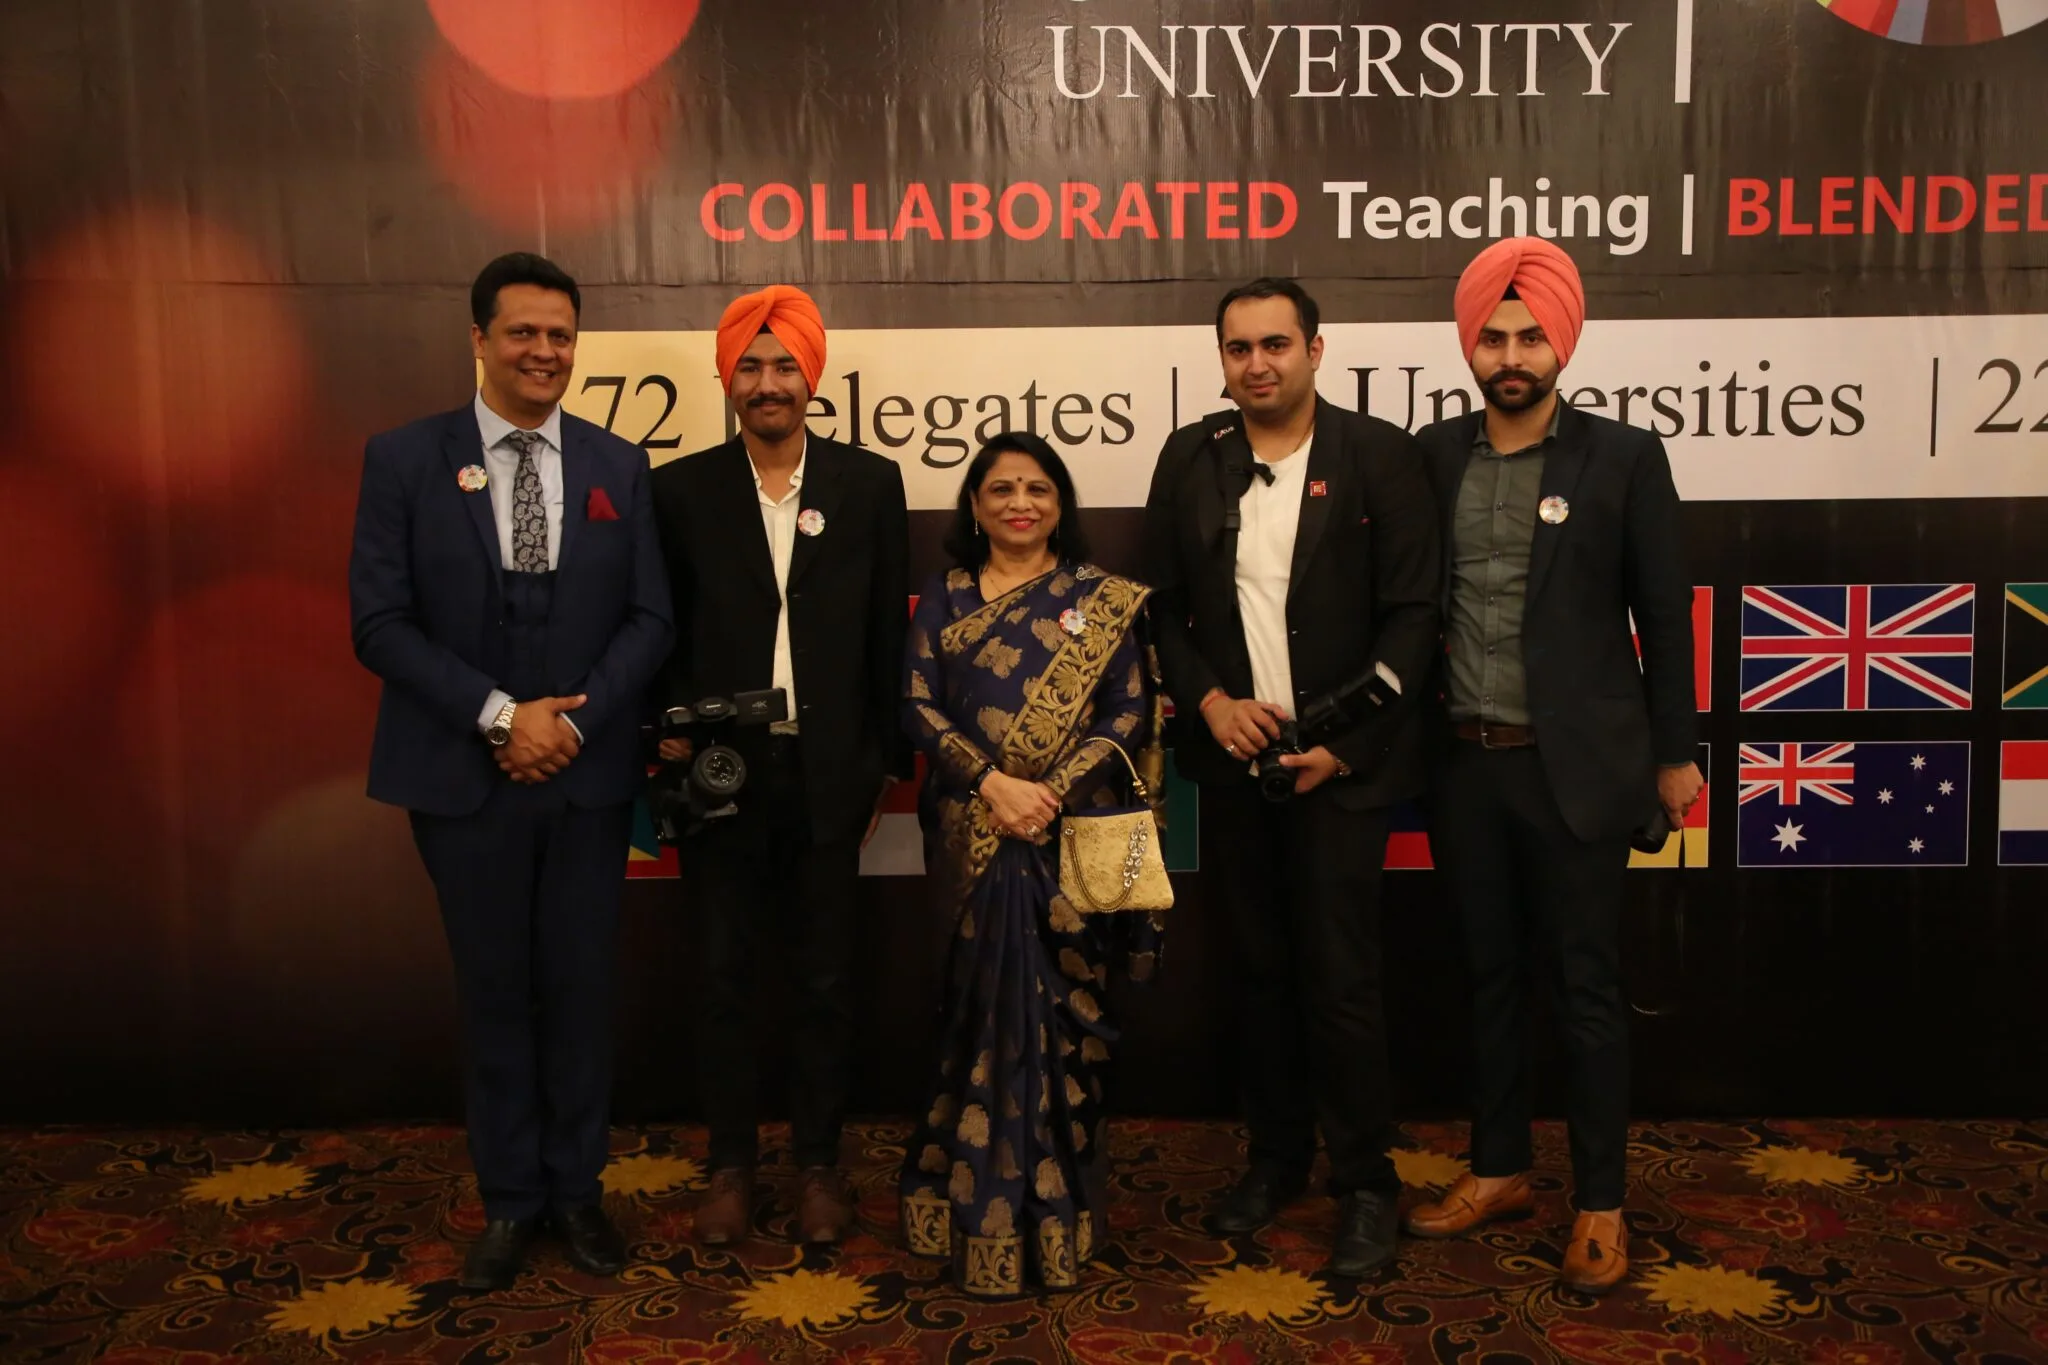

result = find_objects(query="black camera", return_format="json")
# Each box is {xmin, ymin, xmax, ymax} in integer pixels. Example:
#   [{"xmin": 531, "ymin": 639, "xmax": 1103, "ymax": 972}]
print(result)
[
  {"xmin": 646, "ymin": 688, "xmax": 788, "ymax": 842},
  {"xmin": 1252, "ymin": 660, "xmax": 1404, "ymax": 803},
  {"xmin": 1631, "ymin": 805, "xmax": 1675, "ymax": 855}
]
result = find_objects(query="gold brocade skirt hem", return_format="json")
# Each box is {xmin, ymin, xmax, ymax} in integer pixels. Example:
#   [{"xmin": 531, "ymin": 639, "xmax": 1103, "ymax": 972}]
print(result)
[{"xmin": 901, "ymin": 1188, "xmax": 1097, "ymax": 1299}]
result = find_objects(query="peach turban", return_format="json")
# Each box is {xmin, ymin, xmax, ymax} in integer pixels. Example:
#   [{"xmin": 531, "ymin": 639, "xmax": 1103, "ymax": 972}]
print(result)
[
  {"xmin": 1453, "ymin": 238, "xmax": 1587, "ymax": 368},
  {"xmin": 715, "ymin": 284, "xmax": 826, "ymax": 394}
]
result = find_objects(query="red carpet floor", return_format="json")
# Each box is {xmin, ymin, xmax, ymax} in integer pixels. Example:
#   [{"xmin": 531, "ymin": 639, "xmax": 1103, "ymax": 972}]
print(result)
[{"xmin": 3, "ymin": 1117, "xmax": 2045, "ymax": 1363}]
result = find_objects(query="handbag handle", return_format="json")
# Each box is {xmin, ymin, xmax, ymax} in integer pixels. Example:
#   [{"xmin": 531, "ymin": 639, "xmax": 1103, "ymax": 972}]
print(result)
[{"xmin": 1077, "ymin": 737, "xmax": 1151, "ymax": 804}]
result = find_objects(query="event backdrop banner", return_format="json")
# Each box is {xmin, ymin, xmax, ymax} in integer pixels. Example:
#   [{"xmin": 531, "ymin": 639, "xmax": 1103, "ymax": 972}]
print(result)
[{"xmin": 0, "ymin": 0, "xmax": 2042, "ymax": 1124}]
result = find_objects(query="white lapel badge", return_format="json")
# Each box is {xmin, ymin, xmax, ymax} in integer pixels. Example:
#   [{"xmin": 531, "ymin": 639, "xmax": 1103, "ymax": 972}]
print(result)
[
  {"xmin": 798, "ymin": 508, "xmax": 825, "ymax": 537},
  {"xmin": 457, "ymin": 464, "xmax": 488, "ymax": 493},
  {"xmin": 1539, "ymin": 495, "xmax": 1570, "ymax": 525},
  {"xmin": 1060, "ymin": 608, "xmax": 1088, "ymax": 636}
]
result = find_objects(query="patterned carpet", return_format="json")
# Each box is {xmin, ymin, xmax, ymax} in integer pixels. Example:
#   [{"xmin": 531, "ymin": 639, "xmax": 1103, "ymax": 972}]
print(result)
[{"xmin": 3, "ymin": 1118, "xmax": 2045, "ymax": 1364}]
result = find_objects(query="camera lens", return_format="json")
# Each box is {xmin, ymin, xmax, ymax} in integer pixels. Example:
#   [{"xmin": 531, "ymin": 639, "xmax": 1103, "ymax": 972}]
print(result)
[
  {"xmin": 1256, "ymin": 751, "xmax": 1296, "ymax": 803},
  {"xmin": 694, "ymin": 746, "xmax": 747, "ymax": 798}
]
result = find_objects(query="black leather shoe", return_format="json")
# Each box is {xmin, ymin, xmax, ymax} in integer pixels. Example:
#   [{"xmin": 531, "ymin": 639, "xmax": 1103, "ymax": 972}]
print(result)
[
  {"xmin": 1209, "ymin": 1165, "xmax": 1309, "ymax": 1235},
  {"xmin": 1325, "ymin": 1190, "xmax": 1400, "ymax": 1277},
  {"xmin": 459, "ymin": 1217, "xmax": 537, "ymax": 1291},
  {"xmin": 547, "ymin": 1202, "xmax": 627, "ymax": 1276}
]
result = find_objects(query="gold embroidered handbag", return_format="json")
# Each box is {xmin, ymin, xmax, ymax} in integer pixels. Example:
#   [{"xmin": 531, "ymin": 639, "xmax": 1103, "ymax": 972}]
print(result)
[{"xmin": 1057, "ymin": 740, "xmax": 1174, "ymax": 914}]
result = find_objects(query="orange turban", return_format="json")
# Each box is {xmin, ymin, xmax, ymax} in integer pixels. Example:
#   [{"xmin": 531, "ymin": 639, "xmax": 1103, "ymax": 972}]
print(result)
[
  {"xmin": 1453, "ymin": 237, "xmax": 1586, "ymax": 369},
  {"xmin": 715, "ymin": 284, "xmax": 826, "ymax": 394}
]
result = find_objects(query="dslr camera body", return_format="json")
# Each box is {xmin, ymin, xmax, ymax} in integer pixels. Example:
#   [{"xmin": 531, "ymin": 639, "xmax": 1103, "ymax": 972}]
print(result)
[
  {"xmin": 1252, "ymin": 660, "xmax": 1405, "ymax": 803},
  {"xmin": 646, "ymin": 687, "xmax": 789, "ymax": 843}
]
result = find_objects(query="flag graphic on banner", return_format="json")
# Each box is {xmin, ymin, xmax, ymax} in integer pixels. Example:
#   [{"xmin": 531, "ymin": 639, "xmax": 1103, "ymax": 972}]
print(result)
[
  {"xmin": 2003, "ymin": 583, "xmax": 2048, "ymax": 709},
  {"xmin": 1631, "ymin": 586, "xmax": 1713, "ymax": 711},
  {"xmin": 1386, "ymin": 803, "xmax": 1433, "ymax": 869},
  {"xmin": 1997, "ymin": 741, "xmax": 2048, "ymax": 866},
  {"xmin": 1739, "ymin": 583, "xmax": 1975, "ymax": 711},
  {"xmin": 1629, "ymin": 744, "xmax": 1711, "ymax": 868},
  {"xmin": 1736, "ymin": 741, "xmax": 1970, "ymax": 867}
]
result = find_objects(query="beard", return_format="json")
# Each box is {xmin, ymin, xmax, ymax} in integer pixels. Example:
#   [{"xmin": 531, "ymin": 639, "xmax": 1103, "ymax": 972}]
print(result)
[{"xmin": 1480, "ymin": 367, "xmax": 1557, "ymax": 413}]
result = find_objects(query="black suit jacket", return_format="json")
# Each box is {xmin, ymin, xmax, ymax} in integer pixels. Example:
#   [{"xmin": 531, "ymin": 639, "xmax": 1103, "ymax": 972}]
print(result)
[
  {"xmin": 651, "ymin": 434, "xmax": 911, "ymax": 842},
  {"xmin": 1141, "ymin": 396, "xmax": 1443, "ymax": 810},
  {"xmin": 1416, "ymin": 400, "xmax": 1697, "ymax": 842}
]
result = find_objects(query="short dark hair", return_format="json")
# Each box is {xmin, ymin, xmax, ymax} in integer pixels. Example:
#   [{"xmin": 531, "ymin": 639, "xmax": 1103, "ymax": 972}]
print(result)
[
  {"xmin": 470, "ymin": 252, "xmax": 581, "ymax": 331},
  {"xmin": 1214, "ymin": 276, "xmax": 1319, "ymax": 344},
  {"xmin": 942, "ymin": 432, "xmax": 1091, "ymax": 570}
]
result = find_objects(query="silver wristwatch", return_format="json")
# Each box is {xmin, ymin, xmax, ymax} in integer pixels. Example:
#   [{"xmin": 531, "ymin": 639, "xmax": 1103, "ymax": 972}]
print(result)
[{"xmin": 485, "ymin": 699, "xmax": 518, "ymax": 747}]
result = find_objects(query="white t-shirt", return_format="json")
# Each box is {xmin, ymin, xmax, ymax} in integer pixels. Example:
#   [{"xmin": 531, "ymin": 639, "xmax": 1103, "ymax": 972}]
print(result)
[
  {"xmin": 1234, "ymin": 431, "xmax": 1313, "ymax": 720},
  {"xmin": 749, "ymin": 438, "xmax": 808, "ymax": 734}
]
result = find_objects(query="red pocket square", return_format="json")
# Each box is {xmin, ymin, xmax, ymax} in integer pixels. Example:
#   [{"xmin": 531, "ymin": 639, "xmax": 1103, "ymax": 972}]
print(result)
[{"xmin": 586, "ymin": 487, "xmax": 619, "ymax": 521}]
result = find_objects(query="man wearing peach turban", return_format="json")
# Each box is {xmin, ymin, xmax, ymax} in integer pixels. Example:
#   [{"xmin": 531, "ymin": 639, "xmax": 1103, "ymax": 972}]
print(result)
[
  {"xmin": 1407, "ymin": 239, "xmax": 1702, "ymax": 1295},
  {"xmin": 650, "ymin": 284, "xmax": 911, "ymax": 1249}
]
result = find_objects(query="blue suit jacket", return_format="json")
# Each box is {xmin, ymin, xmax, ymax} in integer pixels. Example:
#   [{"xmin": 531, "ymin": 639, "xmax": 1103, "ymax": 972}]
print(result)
[{"xmin": 349, "ymin": 403, "xmax": 674, "ymax": 817}]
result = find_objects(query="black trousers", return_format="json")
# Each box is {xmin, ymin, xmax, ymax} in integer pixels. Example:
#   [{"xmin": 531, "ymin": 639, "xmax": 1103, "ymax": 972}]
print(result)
[
  {"xmin": 1206, "ymin": 783, "xmax": 1400, "ymax": 1197},
  {"xmin": 687, "ymin": 735, "xmax": 862, "ymax": 1172},
  {"xmin": 1429, "ymin": 741, "xmax": 1631, "ymax": 1211},
  {"xmin": 410, "ymin": 782, "xmax": 631, "ymax": 1222}
]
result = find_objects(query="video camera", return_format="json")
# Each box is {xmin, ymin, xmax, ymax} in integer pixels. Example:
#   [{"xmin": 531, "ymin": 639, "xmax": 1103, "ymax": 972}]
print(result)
[
  {"xmin": 646, "ymin": 688, "xmax": 789, "ymax": 843},
  {"xmin": 1253, "ymin": 660, "xmax": 1404, "ymax": 803}
]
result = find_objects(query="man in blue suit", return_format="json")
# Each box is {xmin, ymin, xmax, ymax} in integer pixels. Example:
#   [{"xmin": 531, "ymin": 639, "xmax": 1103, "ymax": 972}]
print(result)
[{"xmin": 349, "ymin": 252, "xmax": 673, "ymax": 1290}]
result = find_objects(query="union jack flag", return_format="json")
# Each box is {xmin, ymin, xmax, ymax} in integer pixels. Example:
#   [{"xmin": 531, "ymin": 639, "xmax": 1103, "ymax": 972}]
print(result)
[
  {"xmin": 1738, "ymin": 742, "xmax": 1855, "ymax": 806},
  {"xmin": 1739, "ymin": 583, "xmax": 1975, "ymax": 711}
]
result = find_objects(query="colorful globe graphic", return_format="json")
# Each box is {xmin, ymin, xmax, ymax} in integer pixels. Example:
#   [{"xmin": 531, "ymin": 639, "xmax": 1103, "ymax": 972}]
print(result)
[{"xmin": 1813, "ymin": 0, "xmax": 2048, "ymax": 43}]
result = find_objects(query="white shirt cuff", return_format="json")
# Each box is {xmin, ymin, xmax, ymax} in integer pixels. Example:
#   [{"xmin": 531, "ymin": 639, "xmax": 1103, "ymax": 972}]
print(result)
[{"xmin": 478, "ymin": 689, "xmax": 513, "ymax": 735}]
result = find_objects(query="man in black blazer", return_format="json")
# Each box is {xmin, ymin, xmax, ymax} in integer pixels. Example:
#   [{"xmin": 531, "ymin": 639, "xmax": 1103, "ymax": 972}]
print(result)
[
  {"xmin": 1141, "ymin": 278, "xmax": 1441, "ymax": 1277},
  {"xmin": 349, "ymin": 253, "xmax": 673, "ymax": 1289},
  {"xmin": 1403, "ymin": 239, "xmax": 1700, "ymax": 1295},
  {"xmin": 650, "ymin": 285, "xmax": 909, "ymax": 1246}
]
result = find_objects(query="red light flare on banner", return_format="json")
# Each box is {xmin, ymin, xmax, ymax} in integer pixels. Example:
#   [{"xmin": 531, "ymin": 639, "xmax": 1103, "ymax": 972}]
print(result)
[
  {"xmin": 425, "ymin": 0, "xmax": 700, "ymax": 99},
  {"xmin": 8, "ymin": 204, "xmax": 311, "ymax": 500},
  {"xmin": 0, "ymin": 464, "xmax": 127, "ymax": 726},
  {"xmin": 114, "ymin": 575, "xmax": 378, "ymax": 862},
  {"xmin": 419, "ymin": 43, "xmax": 677, "ymax": 236}
]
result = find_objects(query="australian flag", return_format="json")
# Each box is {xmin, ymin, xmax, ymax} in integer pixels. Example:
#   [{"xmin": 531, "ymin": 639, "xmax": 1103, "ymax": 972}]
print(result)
[
  {"xmin": 1736, "ymin": 741, "xmax": 1970, "ymax": 868},
  {"xmin": 1739, "ymin": 583, "xmax": 1975, "ymax": 711}
]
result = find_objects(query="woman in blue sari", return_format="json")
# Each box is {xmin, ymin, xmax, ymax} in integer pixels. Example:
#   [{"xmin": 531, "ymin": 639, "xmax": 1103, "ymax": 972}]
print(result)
[{"xmin": 897, "ymin": 432, "xmax": 1165, "ymax": 1299}]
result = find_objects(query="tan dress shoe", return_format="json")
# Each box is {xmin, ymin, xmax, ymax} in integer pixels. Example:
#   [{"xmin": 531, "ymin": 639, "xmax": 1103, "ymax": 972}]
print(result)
[
  {"xmin": 798, "ymin": 1167, "xmax": 854, "ymax": 1244},
  {"xmin": 694, "ymin": 1167, "xmax": 754, "ymax": 1246},
  {"xmin": 1404, "ymin": 1172, "xmax": 1535, "ymax": 1238},
  {"xmin": 1560, "ymin": 1209, "xmax": 1629, "ymax": 1294}
]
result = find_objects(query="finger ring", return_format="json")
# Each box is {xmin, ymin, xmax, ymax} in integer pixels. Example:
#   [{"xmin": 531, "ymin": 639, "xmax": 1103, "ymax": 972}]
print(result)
[
  {"xmin": 1027, "ymin": 823, "xmax": 1040, "ymax": 836},
  {"xmin": 1226, "ymin": 743, "xmax": 1238, "ymax": 755}
]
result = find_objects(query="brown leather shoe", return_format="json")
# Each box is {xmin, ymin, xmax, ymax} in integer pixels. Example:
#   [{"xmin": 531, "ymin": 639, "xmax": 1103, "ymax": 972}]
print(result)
[
  {"xmin": 1404, "ymin": 1172, "xmax": 1535, "ymax": 1239},
  {"xmin": 693, "ymin": 1167, "xmax": 754, "ymax": 1246},
  {"xmin": 798, "ymin": 1166, "xmax": 854, "ymax": 1244},
  {"xmin": 1560, "ymin": 1209, "xmax": 1629, "ymax": 1294}
]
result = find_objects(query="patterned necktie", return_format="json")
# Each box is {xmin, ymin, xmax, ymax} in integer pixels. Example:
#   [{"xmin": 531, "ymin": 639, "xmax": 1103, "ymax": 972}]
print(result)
[{"xmin": 504, "ymin": 429, "xmax": 548, "ymax": 572}]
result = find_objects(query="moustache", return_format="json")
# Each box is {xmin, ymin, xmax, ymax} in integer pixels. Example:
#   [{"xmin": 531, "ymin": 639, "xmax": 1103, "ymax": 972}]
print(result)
[
  {"xmin": 1486, "ymin": 370, "xmax": 1542, "ymax": 387},
  {"xmin": 746, "ymin": 395, "xmax": 795, "ymax": 409}
]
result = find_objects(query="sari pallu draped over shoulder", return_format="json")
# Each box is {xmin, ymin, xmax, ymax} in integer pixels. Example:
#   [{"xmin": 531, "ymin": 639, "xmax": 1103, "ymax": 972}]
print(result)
[{"xmin": 898, "ymin": 563, "xmax": 1165, "ymax": 1298}]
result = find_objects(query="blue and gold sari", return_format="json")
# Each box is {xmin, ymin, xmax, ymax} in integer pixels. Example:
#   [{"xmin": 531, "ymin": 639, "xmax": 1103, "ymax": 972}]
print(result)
[{"xmin": 897, "ymin": 563, "xmax": 1164, "ymax": 1298}]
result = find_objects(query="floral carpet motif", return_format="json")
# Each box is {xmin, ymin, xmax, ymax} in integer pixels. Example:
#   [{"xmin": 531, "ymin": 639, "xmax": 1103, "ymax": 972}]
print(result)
[{"xmin": 3, "ymin": 1118, "xmax": 2045, "ymax": 1362}]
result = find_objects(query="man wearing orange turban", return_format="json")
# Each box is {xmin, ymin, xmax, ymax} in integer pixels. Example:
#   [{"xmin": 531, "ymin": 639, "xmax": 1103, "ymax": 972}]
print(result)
[
  {"xmin": 651, "ymin": 284, "xmax": 911, "ymax": 1249},
  {"xmin": 1407, "ymin": 240, "xmax": 1702, "ymax": 1295}
]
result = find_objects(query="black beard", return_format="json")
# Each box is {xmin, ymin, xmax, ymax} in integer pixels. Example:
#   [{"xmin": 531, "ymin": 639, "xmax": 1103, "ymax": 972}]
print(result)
[{"xmin": 1481, "ymin": 370, "xmax": 1554, "ymax": 413}]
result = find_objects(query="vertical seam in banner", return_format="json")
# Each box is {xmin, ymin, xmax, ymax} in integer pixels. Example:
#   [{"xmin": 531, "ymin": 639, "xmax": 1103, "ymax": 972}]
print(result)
[
  {"xmin": 1929, "ymin": 358, "xmax": 1941, "ymax": 458},
  {"xmin": 1675, "ymin": 0, "xmax": 1695, "ymax": 103},
  {"xmin": 1682, "ymin": 174, "xmax": 1696, "ymax": 256}
]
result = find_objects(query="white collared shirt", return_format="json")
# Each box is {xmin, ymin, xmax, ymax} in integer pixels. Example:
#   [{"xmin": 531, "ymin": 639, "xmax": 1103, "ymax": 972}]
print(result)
[
  {"xmin": 1235, "ymin": 430, "xmax": 1313, "ymax": 720},
  {"xmin": 473, "ymin": 391, "xmax": 565, "ymax": 571},
  {"xmin": 472, "ymin": 391, "xmax": 578, "ymax": 738},
  {"xmin": 750, "ymin": 436, "xmax": 808, "ymax": 734}
]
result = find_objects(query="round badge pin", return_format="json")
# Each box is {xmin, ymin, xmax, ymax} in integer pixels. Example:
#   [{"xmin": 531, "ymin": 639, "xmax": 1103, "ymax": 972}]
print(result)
[
  {"xmin": 1059, "ymin": 608, "xmax": 1088, "ymax": 636},
  {"xmin": 798, "ymin": 508, "xmax": 825, "ymax": 537},
  {"xmin": 1539, "ymin": 495, "xmax": 1570, "ymax": 525},
  {"xmin": 457, "ymin": 464, "xmax": 489, "ymax": 493}
]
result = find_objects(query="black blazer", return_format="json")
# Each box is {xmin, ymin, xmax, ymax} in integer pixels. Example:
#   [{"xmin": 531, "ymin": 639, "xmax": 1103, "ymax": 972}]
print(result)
[
  {"xmin": 1415, "ymin": 400, "xmax": 1697, "ymax": 842},
  {"xmin": 651, "ymin": 434, "xmax": 911, "ymax": 842},
  {"xmin": 349, "ymin": 405, "xmax": 673, "ymax": 817},
  {"xmin": 1141, "ymin": 396, "xmax": 1443, "ymax": 810}
]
